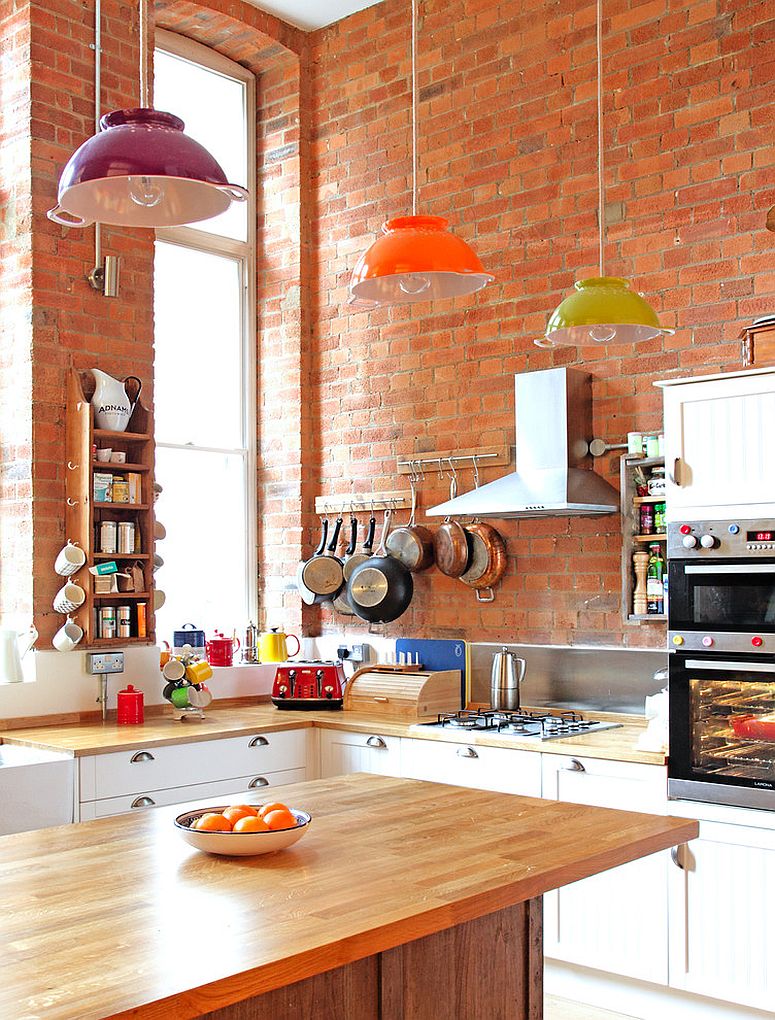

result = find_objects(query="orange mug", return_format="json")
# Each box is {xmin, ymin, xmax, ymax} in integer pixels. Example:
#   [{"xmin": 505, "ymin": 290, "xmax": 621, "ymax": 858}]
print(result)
[{"xmin": 159, "ymin": 639, "xmax": 171, "ymax": 669}]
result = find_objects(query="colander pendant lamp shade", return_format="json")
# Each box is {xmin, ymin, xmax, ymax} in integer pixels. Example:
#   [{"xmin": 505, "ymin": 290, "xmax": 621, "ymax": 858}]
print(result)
[
  {"xmin": 349, "ymin": 0, "xmax": 492, "ymax": 307},
  {"xmin": 540, "ymin": 0, "xmax": 670, "ymax": 348},
  {"xmin": 47, "ymin": 0, "xmax": 247, "ymax": 229}
]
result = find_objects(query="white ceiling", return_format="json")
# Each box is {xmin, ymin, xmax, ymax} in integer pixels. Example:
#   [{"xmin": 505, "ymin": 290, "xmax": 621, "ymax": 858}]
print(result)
[{"xmin": 249, "ymin": 0, "xmax": 383, "ymax": 32}]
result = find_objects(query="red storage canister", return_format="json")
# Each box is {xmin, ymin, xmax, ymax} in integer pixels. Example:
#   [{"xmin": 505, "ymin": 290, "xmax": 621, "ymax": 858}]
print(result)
[{"xmin": 116, "ymin": 684, "xmax": 144, "ymax": 725}]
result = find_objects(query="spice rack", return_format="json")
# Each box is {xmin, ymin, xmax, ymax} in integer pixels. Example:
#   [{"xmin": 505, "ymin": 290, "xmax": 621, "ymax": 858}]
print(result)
[
  {"xmin": 65, "ymin": 369, "xmax": 156, "ymax": 647},
  {"xmin": 620, "ymin": 454, "xmax": 667, "ymax": 624}
]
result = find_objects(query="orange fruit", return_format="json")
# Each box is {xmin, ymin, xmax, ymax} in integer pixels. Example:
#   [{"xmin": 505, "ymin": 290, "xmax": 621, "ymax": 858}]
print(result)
[
  {"xmin": 262, "ymin": 808, "xmax": 297, "ymax": 831},
  {"xmin": 222, "ymin": 805, "xmax": 258, "ymax": 826},
  {"xmin": 233, "ymin": 815, "xmax": 270, "ymax": 833},
  {"xmin": 194, "ymin": 812, "xmax": 232, "ymax": 832},
  {"xmin": 258, "ymin": 801, "xmax": 290, "ymax": 819}
]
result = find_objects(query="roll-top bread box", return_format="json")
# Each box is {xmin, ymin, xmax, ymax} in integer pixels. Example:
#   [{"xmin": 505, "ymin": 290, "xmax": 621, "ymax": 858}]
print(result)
[{"xmin": 344, "ymin": 666, "xmax": 461, "ymax": 721}]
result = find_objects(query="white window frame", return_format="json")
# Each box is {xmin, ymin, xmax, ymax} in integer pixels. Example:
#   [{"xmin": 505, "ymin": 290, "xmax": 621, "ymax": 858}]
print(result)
[{"xmin": 153, "ymin": 30, "xmax": 258, "ymax": 625}]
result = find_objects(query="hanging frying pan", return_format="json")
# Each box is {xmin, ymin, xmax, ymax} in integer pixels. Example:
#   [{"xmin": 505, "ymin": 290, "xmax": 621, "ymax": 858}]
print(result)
[
  {"xmin": 459, "ymin": 522, "xmax": 507, "ymax": 602},
  {"xmin": 433, "ymin": 464, "xmax": 471, "ymax": 577},
  {"xmin": 303, "ymin": 515, "xmax": 345, "ymax": 603},
  {"xmin": 386, "ymin": 463, "xmax": 434, "ymax": 572},
  {"xmin": 297, "ymin": 518, "xmax": 328, "ymax": 606},
  {"xmin": 343, "ymin": 512, "xmax": 376, "ymax": 581},
  {"xmin": 347, "ymin": 509, "xmax": 413, "ymax": 624},
  {"xmin": 332, "ymin": 515, "xmax": 358, "ymax": 616}
]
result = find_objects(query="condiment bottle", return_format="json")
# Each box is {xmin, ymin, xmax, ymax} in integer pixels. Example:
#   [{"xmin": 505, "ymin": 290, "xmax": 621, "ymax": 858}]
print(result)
[{"xmin": 647, "ymin": 544, "xmax": 665, "ymax": 614}]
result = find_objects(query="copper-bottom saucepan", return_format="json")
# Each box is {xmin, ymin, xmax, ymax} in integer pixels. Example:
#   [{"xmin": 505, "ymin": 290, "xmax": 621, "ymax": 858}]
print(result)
[{"xmin": 459, "ymin": 522, "xmax": 507, "ymax": 602}]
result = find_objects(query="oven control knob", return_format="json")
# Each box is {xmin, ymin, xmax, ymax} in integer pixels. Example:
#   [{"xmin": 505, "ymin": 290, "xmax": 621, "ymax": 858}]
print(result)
[
  {"xmin": 700, "ymin": 534, "xmax": 718, "ymax": 549},
  {"xmin": 682, "ymin": 534, "xmax": 698, "ymax": 548},
  {"xmin": 680, "ymin": 524, "xmax": 692, "ymax": 535},
  {"xmin": 672, "ymin": 635, "xmax": 684, "ymax": 645},
  {"xmin": 752, "ymin": 637, "xmax": 764, "ymax": 648},
  {"xmin": 702, "ymin": 636, "xmax": 714, "ymax": 647},
  {"xmin": 728, "ymin": 524, "xmax": 740, "ymax": 534}
]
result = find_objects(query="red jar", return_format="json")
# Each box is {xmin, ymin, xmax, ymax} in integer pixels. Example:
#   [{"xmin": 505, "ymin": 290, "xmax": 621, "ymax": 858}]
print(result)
[
  {"xmin": 206, "ymin": 631, "xmax": 240, "ymax": 667},
  {"xmin": 116, "ymin": 684, "xmax": 144, "ymax": 725}
]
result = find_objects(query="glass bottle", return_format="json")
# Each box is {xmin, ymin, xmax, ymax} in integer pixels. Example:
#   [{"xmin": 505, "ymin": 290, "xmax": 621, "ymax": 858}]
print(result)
[{"xmin": 647, "ymin": 543, "xmax": 665, "ymax": 615}]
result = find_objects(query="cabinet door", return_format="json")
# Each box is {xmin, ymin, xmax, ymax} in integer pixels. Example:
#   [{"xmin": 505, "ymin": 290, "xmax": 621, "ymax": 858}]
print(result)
[
  {"xmin": 402, "ymin": 738, "xmax": 542, "ymax": 797},
  {"xmin": 542, "ymin": 754, "xmax": 669, "ymax": 985},
  {"xmin": 668, "ymin": 819, "xmax": 775, "ymax": 1011},
  {"xmin": 319, "ymin": 730, "xmax": 401, "ymax": 778},
  {"xmin": 663, "ymin": 371, "xmax": 775, "ymax": 520}
]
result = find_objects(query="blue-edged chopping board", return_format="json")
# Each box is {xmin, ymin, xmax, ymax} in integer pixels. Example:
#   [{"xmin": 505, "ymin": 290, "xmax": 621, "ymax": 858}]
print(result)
[{"xmin": 395, "ymin": 638, "xmax": 468, "ymax": 709}]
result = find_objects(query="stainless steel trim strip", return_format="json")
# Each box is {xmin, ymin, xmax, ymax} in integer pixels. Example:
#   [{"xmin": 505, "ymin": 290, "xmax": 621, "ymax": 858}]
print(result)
[
  {"xmin": 684, "ymin": 564, "xmax": 775, "ymax": 574},
  {"xmin": 684, "ymin": 659, "xmax": 775, "ymax": 672},
  {"xmin": 669, "ymin": 777, "xmax": 775, "ymax": 811}
]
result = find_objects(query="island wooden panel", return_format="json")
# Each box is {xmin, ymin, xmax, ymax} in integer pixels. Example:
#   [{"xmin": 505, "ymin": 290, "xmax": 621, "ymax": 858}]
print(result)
[{"xmin": 0, "ymin": 773, "xmax": 696, "ymax": 1020}]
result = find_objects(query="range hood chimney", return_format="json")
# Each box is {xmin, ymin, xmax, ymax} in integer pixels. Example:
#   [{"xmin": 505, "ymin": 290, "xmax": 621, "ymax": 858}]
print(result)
[{"xmin": 427, "ymin": 367, "xmax": 619, "ymax": 519}]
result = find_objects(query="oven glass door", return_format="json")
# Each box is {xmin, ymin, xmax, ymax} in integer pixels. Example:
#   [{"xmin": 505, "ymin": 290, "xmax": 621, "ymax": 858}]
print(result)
[
  {"xmin": 668, "ymin": 559, "xmax": 775, "ymax": 633},
  {"xmin": 670, "ymin": 653, "xmax": 775, "ymax": 799}
]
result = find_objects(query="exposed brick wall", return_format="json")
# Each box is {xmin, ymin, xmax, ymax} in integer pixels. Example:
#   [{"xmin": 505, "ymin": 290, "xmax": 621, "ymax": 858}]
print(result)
[{"xmin": 308, "ymin": 0, "xmax": 775, "ymax": 649}]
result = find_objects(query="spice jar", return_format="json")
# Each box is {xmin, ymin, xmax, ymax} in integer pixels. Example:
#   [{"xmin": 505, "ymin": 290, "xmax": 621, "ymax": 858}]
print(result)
[
  {"xmin": 647, "ymin": 466, "xmax": 666, "ymax": 496},
  {"xmin": 640, "ymin": 504, "xmax": 654, "ymax": 535}
]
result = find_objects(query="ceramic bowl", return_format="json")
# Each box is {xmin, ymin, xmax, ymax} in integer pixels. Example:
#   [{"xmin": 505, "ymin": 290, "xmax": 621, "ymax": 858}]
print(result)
[{"xmin": 174, "ymin": 805, "xmax": 311, "ymax": 856}]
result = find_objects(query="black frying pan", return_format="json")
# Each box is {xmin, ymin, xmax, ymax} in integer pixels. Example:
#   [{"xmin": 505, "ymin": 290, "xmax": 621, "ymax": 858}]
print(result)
[
  {"xmin": 303, "ymin": 515, "xmax": 345, "ymax": 603},
  {"xmin": 347, "ymin": 509, "xmax": 413, "ymax": 624}
]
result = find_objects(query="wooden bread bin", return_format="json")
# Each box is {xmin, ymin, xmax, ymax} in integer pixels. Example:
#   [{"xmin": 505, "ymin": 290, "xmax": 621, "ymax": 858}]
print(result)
[{"xmin": 344, "ymin": 667, "xmax": 461, "ymax": 720}]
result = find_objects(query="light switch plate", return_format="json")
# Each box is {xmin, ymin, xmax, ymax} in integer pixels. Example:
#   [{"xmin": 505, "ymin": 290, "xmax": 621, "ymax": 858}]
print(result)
[{"xmin": 85, "ymin": 652, "xmax": 125, "ymax": 675}]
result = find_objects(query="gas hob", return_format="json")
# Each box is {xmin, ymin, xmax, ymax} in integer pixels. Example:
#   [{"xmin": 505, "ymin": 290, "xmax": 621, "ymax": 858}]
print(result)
[{"xmin": 414, "ymin": 708, "xmax": 621, "ymax": 741}]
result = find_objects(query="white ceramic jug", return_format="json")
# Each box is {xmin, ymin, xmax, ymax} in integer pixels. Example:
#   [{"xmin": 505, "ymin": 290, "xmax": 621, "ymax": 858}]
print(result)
[
  {"xmin": 91, "ymin": 369, "xmax": 142, "ymax": 432},
  {"xmin": 0, "ymin": 626, "xmax": 38, "ymax": 683}
]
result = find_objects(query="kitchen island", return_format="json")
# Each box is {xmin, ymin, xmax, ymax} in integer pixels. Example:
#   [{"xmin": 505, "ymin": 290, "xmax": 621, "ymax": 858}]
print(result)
[{"xmin": 0, "ymin": 773, "xmax": 697, "ymax": 1019}]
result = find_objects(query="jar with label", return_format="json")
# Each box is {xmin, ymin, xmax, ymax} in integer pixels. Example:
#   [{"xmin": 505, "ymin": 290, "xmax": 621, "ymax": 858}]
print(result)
[
  {"xmin": 100, "ymin": 607, "xmax": 117, "ymax": 639},
  {"xmin": 654, "ymin": 501, "xmax": 666, "ymax": 534},
  {"xmin": 640, "ymin": 504, "xmax": 654, "ymax": 535},
  {"xmin": 117, "ymin": 521, "xmax": 135, "ymax": 555},
  {"xmin": 647, "ymin": 466, "xmax": 666, "ymax": 496},
  {"xmin": 118, "ymin": 605, "xmax": 132, "ymax": 639},
  {"xmin": 100, "ymin": 520, "xmax": 117, "ymax": 554}
]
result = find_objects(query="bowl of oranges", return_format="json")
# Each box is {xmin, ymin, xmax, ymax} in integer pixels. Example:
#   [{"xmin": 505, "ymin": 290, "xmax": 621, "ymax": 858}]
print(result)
[{"xmin": 174, "ymin": 801, "xmax": 311, "ymax": 856}]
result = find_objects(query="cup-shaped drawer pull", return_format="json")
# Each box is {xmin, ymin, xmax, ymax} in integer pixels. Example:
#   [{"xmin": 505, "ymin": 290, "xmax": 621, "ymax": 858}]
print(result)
[
  {"xmin": 248, "ymin": 776, "xmax": 269, "ymax": 788},
  {"xmin": 457, "ymin": 746, "xmax": 478, "ymax": 759},
  {"xmin": 563, "ymin": 758, "xmax": 586, "ymax": 773},
  {"xmin": 130, "ymin": 796, "xmax": 155, "ymax": 808},
  {"xmin": 248, "ymin": 736, "xmax": 269, "ymax": 748},
  {"xmin": 130, "ymin": 751, "xmax": 155, "ymax": 764},
  {"xmin": 671, "ymin": 846, "xmax": 685, "ymax": 870},
  {"xmin": 366, "ymin": 735, "xmax": 387, "ymax": 749}
]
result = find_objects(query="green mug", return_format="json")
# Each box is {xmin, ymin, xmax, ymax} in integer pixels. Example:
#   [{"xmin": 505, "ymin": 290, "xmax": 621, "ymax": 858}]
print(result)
[{"xmin": 170, "ymin": 686, "xmax": 189, "ymax": 709}]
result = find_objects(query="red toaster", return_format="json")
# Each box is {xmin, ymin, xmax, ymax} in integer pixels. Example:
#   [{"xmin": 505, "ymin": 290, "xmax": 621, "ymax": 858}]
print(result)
[{"xmin": 271, "ymin": 660, "xmax": 346, "ymax": 710}]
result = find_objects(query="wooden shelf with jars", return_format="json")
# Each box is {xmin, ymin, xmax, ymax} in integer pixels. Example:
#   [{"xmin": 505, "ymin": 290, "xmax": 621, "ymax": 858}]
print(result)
[
  {"xmin": 65, "ymin": 369, "xmax": 156, "ymax": 648},
  {"xmin": 620, "ymin": 454, "xmax": 667, "ymax": 624}
]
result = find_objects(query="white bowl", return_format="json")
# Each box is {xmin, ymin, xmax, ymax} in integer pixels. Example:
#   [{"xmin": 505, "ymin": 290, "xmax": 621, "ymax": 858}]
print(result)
[{"xmin": 174, "ymin": 805, "xmax": 311, "ymax": 856}]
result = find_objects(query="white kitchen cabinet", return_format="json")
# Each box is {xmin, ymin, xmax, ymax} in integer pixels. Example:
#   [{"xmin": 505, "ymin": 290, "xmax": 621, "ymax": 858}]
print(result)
[
  {"xmin": 541, "ymin": 754, "xmax": 669, "ymax": 985},
  {"xmin": 319, "ymin": 729, "xmax": 402, "ymax": 778},
  {"xmin": 658, "ymin": 367, "xmax": 775, "ymax": 521},
  {"xmin": 77, "ymin": 728, "xmax": 310, "ymax": 820},
  {"xmin": 668, "ymin": 818, "xmax": 775, "ymax": 1012},
  {"xmin": 401, "ymin": 738, "xmax": 542, "ymax": 797}
]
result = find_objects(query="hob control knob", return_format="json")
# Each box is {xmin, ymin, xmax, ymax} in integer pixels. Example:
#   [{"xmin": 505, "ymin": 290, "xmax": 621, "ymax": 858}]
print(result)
[
  {"xmin": 680, "ymin": 524, "xmax": 692, "ymax": 535},
  {"xmin": 672, "ymin": 635, "xmax": 684, "ymax": 646},
  {"xmin": 700, "ymin": 534, "xmax": 718, "ymax": 549},
  {"xmin": 702, "ymin": 636, "xmax": 714, "ymax": 647},
  {"xmin": 682, "ymin": 534, "xmax": 698, "ymax": 548}
]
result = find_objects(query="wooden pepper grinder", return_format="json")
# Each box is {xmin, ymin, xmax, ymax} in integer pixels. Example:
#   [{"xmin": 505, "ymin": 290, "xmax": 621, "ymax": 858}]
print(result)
[{"xmin": 633, "ymin": 551, "xmax": 650, "ymax": 615}]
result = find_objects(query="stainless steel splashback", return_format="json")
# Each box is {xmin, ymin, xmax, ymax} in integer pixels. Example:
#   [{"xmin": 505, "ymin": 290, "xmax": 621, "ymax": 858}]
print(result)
[{"xmin": 469, "ymin": 643, "xmax": 667, "ymax": 714}]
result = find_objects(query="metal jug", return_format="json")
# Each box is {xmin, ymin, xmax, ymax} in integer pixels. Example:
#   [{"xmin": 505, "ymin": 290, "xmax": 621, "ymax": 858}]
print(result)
[{"xmin": 490, "ymin": 646, "xmax": 527, "ymax": 711}]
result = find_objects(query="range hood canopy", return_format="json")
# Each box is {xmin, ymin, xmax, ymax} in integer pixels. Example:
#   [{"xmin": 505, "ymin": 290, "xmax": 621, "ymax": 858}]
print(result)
[{"xmin": 427, "ymin": 367, "xmax": 619, "ymax": 519}]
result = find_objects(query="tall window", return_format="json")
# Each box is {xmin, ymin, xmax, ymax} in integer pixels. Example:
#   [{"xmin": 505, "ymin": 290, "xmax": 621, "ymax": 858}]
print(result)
[{"xmin": 153, "ymin": 32, "xmax": 256, "ymax": 642}]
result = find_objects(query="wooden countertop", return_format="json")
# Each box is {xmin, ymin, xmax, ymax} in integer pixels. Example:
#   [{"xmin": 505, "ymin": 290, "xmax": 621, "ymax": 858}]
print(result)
[
  {"xmin": 0, "ymin": 703, "xmax": 666, "ymax": 765},
  {"xmin": 0, "ymin": 773, "xmax": 697, "ymax": 1019}
]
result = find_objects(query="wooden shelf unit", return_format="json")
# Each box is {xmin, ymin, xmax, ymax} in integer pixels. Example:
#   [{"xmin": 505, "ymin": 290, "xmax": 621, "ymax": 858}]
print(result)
[
  {"xmin": 620, "ymin": 454, "xmax": 667, "ymax": 625},
  {"xmin": 65, "ymin": 369, "xmax": 156, "ymax": 648}
]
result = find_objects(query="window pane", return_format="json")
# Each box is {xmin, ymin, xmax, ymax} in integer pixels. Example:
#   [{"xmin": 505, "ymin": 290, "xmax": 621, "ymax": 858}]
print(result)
[
  {"xmin": 154, "ymin": 447, "xmax": 248, "ymax": 641},
  {"xmin": 154, "ymin": 242, "xmax": 243, "ymax": 448},
  {"xmin": 154, "ymin": 48, "xmax": 248, "ymax": 240}
]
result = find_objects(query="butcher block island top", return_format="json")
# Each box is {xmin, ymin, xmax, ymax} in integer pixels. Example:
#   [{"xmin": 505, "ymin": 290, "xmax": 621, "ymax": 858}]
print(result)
[{"xmin": 1, "ymin": 773, "xmax": 697, "ymax": 1020}]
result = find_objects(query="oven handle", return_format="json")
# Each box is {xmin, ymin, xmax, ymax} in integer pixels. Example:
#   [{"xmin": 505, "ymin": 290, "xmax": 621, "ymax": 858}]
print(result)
[
  {"xmin": 684, "ymin": 564, "xmax": 775, "ymax": 574},
  {"xmin": 685, "ymin": 659, "xmax": 775, "ymax": 672}
]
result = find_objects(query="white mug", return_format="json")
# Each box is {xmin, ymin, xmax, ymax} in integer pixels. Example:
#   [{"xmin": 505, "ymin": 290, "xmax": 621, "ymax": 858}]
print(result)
[
  {"xmin": 162, "ymin": 657, "xmax": 186, "ymax": 682},
  {"xmin": 54, "ymin": 540, "xmax": 86, "ymax": 577},
  {"xmin": 95, "ymin": 448, "xmax": 113, "ymax": 463},
  {"xmin": 52, "ymin": 616, "xmax": 84, "ymax": 652},
  {"xmin": 109, "ymin": 451, "xmax": 126, "ymax": 464},
  {"xmin": 53, "ymin": 581, "xmax": 86, "ymax": 614}
]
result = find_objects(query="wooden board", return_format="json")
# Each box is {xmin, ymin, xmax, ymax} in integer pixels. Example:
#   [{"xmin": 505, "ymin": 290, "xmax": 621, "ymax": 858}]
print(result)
[{"xmin": 0, "ymin": 773, "xmax": 697, "ymax": 1020}]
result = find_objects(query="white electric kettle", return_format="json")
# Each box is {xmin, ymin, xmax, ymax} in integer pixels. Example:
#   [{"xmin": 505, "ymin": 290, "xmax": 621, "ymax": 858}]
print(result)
[{"xmin": 0, "ymin": 626, "xmax": 38, "ymax": 683}]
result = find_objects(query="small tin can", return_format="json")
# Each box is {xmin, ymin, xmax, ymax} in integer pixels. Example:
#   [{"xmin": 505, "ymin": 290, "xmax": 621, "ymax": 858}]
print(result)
[
  {"xmin": 117, "ymin": 521, "xmax": 135, "ymax": 555},
  {"xmin": 100, "ymin": 521, "xmax": 117, "ymax": 554},
  {"xmin": 118, "ymin": 605, "xmax": 131, "ymax": 639},
  {"xmin": 100, "ymin": 607, "xmax": 117, "ymax": 639}
]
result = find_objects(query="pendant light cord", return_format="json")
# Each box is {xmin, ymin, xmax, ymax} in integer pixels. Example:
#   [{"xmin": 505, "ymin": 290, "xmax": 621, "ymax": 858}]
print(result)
[
  {"xmin": 596, "ymin": 0, "xmax": 604, "ymax": 278},
  {"xmin": 411, "ymin": 0, "xmax": 418, "ymax": 217},
  {"xmin": 139, "ymin": 0, "xmax": 149, "ymax": 108}
]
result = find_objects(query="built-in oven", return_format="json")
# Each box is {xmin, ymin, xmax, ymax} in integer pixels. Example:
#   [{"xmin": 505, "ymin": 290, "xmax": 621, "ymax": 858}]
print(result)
[{"xmin": 668, "ymin": 518, "xmax": 775, "ymax": 809}]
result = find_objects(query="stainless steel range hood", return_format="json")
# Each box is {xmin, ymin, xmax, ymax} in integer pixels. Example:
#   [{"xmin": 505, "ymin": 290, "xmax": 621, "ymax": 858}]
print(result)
[{"xmin": 427, "ymin": 367, "xmax": 619, "ymax": 519}]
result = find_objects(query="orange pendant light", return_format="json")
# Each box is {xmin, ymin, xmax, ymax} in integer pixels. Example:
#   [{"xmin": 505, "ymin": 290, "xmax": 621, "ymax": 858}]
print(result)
[{"xmin": 349, "ymin": 0, "xmax": 492, "ymax": 307}]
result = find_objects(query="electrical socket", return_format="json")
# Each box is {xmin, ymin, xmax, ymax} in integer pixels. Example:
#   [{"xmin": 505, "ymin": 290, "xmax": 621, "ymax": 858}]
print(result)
[
  {"xmin": 350, "ymin": 644, "xmax": 368, "ymax": 662},
  {"xmin": 85, "ymin": 652, "xmax": 125, "ymax": 675}
]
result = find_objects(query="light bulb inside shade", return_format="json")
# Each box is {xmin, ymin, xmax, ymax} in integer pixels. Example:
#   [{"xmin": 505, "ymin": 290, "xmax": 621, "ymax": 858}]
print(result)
[
  {"xmin": 398, "ymin": 273, "xmax": 431, "ymax": 296},
  {"xmin": 128, "ymin": 176, "xmax": 164, "ymax": 209},
  {"xmin": 588, "ymin": 324, "xmax": 618, "ymax": 343}
]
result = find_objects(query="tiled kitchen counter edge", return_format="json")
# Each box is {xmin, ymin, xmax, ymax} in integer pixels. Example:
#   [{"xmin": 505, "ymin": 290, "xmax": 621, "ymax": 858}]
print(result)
[{"xmin": 0, "ymin": 702, "xmax": 664, "ymax": 765}]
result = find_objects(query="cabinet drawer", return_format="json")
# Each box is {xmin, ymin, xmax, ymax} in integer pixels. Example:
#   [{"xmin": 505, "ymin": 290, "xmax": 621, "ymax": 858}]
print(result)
[
  {"xmin": 402, "ymin": 738, "xmax": 542, "ymax": 797},
  {"xmin": 541, "ymin": 754, "xmax": 667, "ymax": 813},
  {"xmin": 79, "ymin": 729, "xmax": 307, "ymax": 801},
  {"xmin": 319, "ymin": 730, "xmax": 402, "ymax": 778},
  {"xmin": 79, "ymin": 767, "xmax": 307, "ymax": 819}
]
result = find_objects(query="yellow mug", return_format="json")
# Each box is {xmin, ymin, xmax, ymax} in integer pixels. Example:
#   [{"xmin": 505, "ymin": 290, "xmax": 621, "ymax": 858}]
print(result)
[
  {"xmin": 258, "ymin": 627, "xmax": 300, "ymax": 663},
  {"xmin": 185, "ymin": 660, "xmax": 214, "ymax": 685}
]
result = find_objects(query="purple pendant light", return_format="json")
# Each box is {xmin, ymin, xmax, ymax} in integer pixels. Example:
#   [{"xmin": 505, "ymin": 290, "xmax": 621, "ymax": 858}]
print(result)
[{"xmin": 47, "ymin": 0, "xmax": 247, "ymax": 228}]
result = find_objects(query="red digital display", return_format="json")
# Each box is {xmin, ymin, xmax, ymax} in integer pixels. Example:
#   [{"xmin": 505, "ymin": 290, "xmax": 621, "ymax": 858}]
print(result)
[{"xmin": 747, "ymin": 531, "xmax": 775, "ymax": 541}]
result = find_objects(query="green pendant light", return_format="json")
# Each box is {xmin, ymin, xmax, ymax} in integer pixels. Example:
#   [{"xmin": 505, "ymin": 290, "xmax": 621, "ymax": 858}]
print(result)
[{"xmin": 538, "ymin": 0, "xmax": 672, "ymax": 349}]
